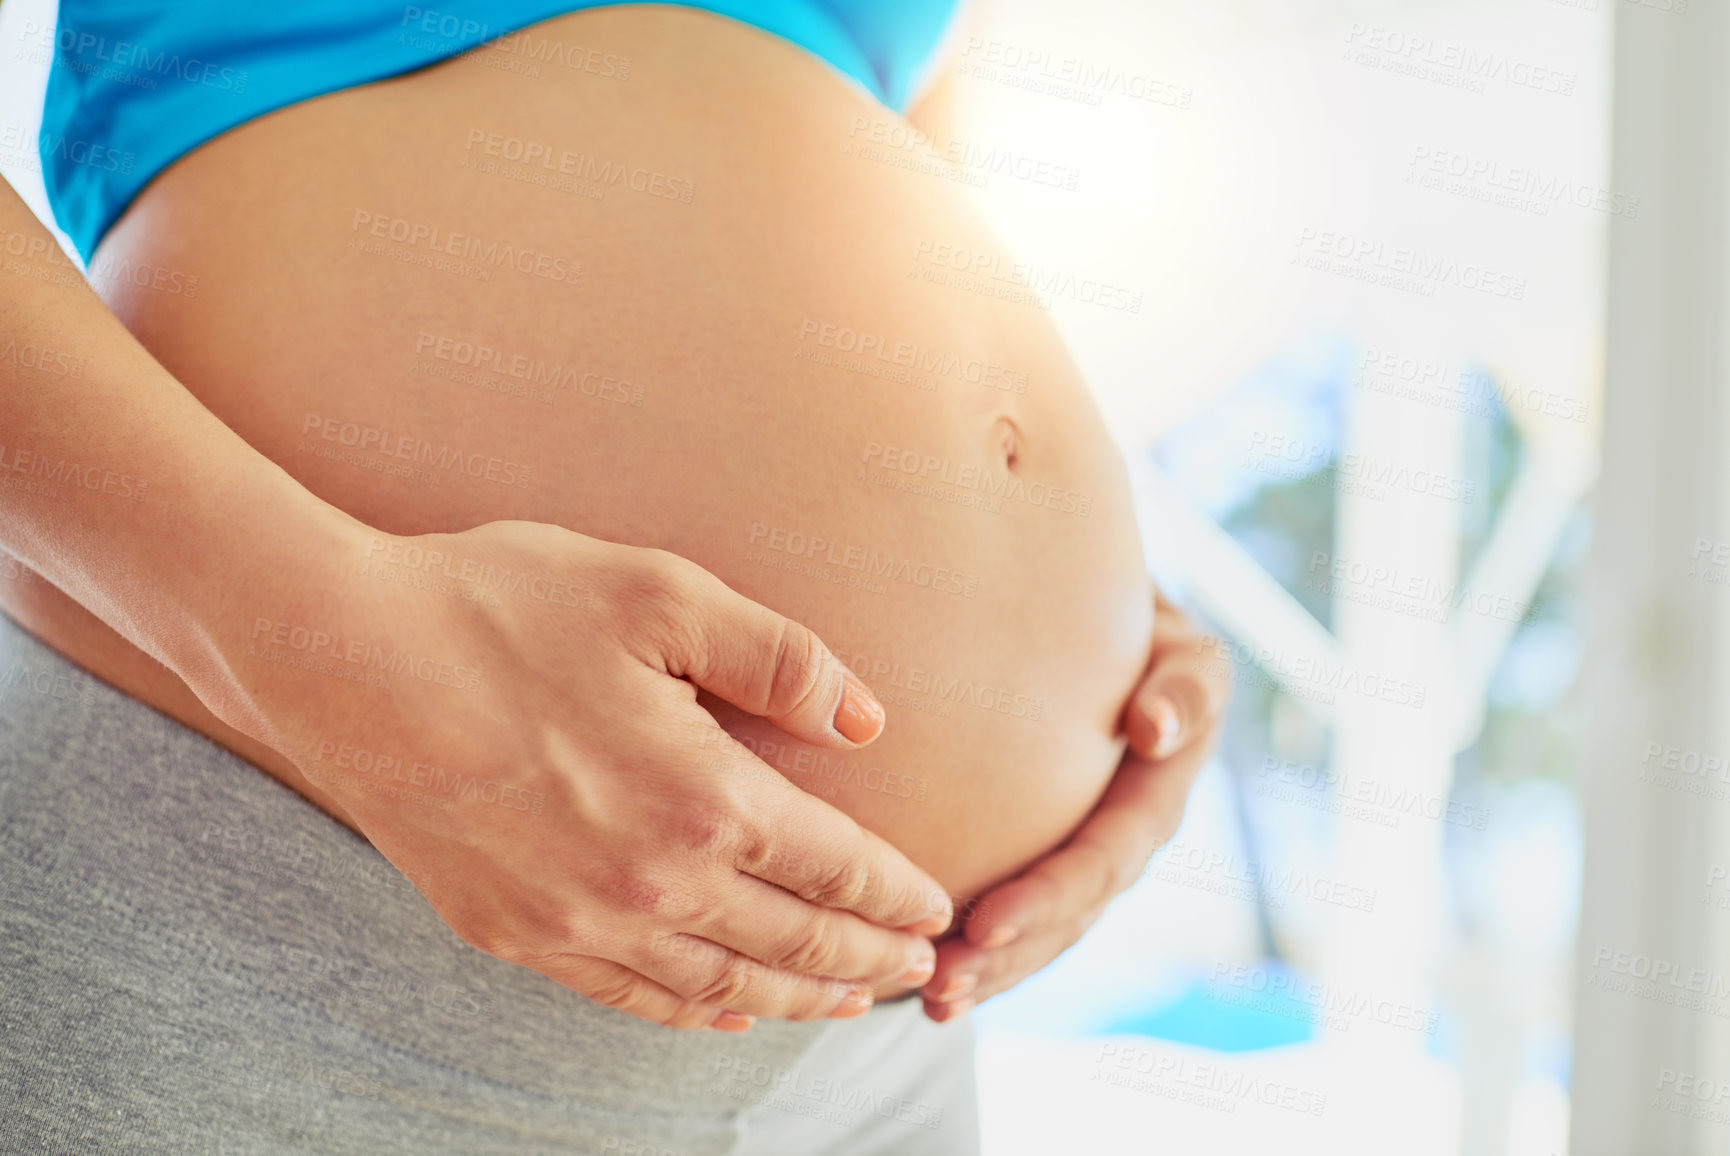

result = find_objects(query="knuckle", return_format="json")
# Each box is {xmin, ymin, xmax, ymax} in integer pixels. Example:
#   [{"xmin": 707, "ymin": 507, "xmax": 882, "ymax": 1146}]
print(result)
[
  {"xmin": 767, "ymin": 911, "xmax": 846, "ymax": 976},
  {"xmin": 669, "ymin": 802, "xmax": 746, "ymax": 859},
  {"xmin": 584, "ymin": 967, "xmax": 654, "ymax": 1014},
  {"xmin": 634, "ymin": 549, "xmax": 694, "ymax": 600},
  {"xmin": 617, "ymin": 550, "xmax": 702, "ymax": 638},
  {"xmin": 689, "ymin": 952, "xmax": 759, "ymax": 1008},
  {"xmin": 765, "ymin": 621, "xmax": 832, "ymax": 717},
  {"xmin": 794, "ymin": 855, "xmax": 875, "ymax": 913},
  {"xmin": 649, "ymin": 930, "xmax": 730, "ymax": 974},
  {"xmin": 593, "ymin": 861, "xmax": 689, "ymax": 920}
]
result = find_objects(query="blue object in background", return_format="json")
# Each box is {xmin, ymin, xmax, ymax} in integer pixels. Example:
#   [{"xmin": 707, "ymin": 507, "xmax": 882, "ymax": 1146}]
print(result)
[{"xmin": 1098, "ymin": 967, "xmax": 1316, "ymax": 1053}]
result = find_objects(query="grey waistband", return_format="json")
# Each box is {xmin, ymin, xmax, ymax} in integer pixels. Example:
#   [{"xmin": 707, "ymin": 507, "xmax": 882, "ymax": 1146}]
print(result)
[{"xmin": 0, "ymin": 612, "xmax": 978, "ymax": 1155}]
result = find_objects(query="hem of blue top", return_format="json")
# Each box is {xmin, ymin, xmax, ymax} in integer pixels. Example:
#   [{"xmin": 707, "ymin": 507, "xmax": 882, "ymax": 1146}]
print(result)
[{"xmin": 41, "ymin": 0, "xmax": 905, "ymax": 262}]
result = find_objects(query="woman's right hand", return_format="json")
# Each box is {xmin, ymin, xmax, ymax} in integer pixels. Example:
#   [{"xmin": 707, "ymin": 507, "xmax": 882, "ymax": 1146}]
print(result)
[{"xmin": 219, "ymin": 518, "xmax": 952, "ymax": 1031}]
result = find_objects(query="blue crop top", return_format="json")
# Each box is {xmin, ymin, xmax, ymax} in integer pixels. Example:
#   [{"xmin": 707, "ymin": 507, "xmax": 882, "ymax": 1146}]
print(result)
[{"xmin": 37, "ymin": 0, "xmax": 961, "ymax": 261}]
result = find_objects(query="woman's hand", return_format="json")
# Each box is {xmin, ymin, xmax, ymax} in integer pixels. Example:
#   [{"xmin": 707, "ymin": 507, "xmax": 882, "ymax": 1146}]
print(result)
[
  {"xmin": 919, "ymin": 592, "xmax": 1230, "ymax": 1021},
  {"xmin": 224, "ymin": 519, "xmax": 952, "ymax": 1032}
]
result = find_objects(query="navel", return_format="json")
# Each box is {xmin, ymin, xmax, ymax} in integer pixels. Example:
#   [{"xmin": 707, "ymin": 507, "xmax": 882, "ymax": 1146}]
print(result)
[{"xmin": 992, "ymin": 414, "xmax": 1022, "ymax": 471}]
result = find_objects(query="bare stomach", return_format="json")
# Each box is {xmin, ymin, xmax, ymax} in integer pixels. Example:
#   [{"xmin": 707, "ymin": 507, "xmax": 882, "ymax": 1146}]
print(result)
[{"xmin": 1, "ymin": 6, "xmax": 1153, "ymax": 905}]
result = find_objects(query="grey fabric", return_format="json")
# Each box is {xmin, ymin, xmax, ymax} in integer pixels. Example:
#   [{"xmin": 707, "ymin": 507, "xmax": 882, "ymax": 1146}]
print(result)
[{"xmin": 0, "ymin": 612, "xmax": 979, "ymax": 1155}]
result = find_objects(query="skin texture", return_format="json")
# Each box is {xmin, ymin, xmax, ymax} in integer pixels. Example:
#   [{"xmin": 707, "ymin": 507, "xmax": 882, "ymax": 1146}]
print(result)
[
  {"xmin": 922, "ymin": 592, "xmax": 1231, "ymax": 1018},
  {"xmin": 0, "ymin": 6, "xmax": 1226, "ymax": 1024}
]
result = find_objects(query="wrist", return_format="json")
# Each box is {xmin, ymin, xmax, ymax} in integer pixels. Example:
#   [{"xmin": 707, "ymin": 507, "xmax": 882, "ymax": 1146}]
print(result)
[{"xmin": 168, "ymin": 488, "xmax": 385, "ymax": 750}]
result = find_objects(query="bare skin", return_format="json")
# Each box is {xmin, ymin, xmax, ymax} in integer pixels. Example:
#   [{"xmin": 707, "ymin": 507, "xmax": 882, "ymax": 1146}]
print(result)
[{"xmin": 0, "ymin": 5, "xmax": 1227, "ymax": 1025}]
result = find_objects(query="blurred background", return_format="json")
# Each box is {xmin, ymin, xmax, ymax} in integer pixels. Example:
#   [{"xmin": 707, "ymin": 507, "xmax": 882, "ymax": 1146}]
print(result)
[
  {"xmin": 8, "ymin": 0, "xmax": 1721, "ymax": 1153},
  {"xmin": 928, "ymin": 2, "xmax": 1609, "ymax": 1153}
]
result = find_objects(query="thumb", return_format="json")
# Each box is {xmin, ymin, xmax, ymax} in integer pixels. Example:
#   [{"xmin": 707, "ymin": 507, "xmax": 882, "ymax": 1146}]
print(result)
[
  {"xmin": 1126, "ymin": 671, "xmax": 1202, "ymax": 762},
  {"xmin": 649, "ymin": 556, "xmax": 885, "ymax": 749}
]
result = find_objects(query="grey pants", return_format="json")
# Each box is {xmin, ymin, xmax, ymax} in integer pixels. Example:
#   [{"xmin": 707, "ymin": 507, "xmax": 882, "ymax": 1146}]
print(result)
[{"xmin": 0, "ymin": 613, "xmax": 979, "ymax": 1155}]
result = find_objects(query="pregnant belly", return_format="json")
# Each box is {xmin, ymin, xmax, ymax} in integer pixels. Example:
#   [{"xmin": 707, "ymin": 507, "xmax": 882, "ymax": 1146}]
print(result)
[{"xmin": 20, "ymin": 6, "xmax": 1153, "ymax": 901}]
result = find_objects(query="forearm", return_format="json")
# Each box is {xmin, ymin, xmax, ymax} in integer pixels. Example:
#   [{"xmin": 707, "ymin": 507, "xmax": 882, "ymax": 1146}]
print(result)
[{"xmin": 0, "ymin": 177, "xmax": 366, "ymax": 739}]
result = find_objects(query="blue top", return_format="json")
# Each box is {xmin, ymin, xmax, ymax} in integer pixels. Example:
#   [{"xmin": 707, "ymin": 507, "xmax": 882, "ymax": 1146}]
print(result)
[{"xmin": 39, "ymin": 0, "xmax": 961, "ymax": 261}]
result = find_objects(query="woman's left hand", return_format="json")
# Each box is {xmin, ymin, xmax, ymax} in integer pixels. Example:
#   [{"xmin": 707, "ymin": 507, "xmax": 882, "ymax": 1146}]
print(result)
[{"xmin": 919, "ymin": 592, "xmax": 1232, "ymax": 1021}]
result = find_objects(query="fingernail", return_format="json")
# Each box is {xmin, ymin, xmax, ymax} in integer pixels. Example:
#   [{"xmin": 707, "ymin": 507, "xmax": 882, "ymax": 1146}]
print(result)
[
  {"xmin": 911, "ymin": 914, "xmax": 950, "ymax": 938},
  {"xmin": 898, "ymin": 951, "xmax": 936, "ymax": 987},
  {"xmin": 934, "ymin": 972, "xmax": 977, "ymax": 1002},
  {"xmin": 710, "ymin": 1012, "xmax": 755, "ymax": 1033},
  {"xmin": 1150, "ymin": 696, "xmax": 1182, "ymax": 759},
  {"xmin": 833, "ymin": 675, "xmax": 885, "ymax": 745},
  {"xmin": 982, "ymin": 924, "xmax": 1020, "ymax": 949},
  {"xmin": 829, "ymin": 986, "xmax": 874, "ymax": 1019},
  {"xmin": 911, "ymin": 889, "xmax": 955, "ymax": 936}
]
